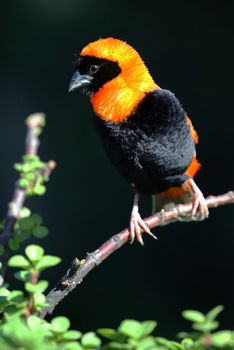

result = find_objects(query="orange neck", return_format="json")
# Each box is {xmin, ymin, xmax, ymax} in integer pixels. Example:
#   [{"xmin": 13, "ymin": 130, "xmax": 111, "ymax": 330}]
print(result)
[{"xmin": 90, "ymin": 71, "xmax": 159, "ymax": 123}]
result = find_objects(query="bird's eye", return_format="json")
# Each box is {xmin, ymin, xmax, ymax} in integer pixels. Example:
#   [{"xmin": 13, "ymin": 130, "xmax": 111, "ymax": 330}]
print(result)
[{"xmin": 90, "ymin": 65, "xmax": 99, "ymax": 74}]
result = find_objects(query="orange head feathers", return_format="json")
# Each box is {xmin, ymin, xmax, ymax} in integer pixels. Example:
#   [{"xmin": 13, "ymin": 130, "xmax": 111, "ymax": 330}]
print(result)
[{"xmin": 69, "ymin": 38, "xmax": 159, "ymax": 122}]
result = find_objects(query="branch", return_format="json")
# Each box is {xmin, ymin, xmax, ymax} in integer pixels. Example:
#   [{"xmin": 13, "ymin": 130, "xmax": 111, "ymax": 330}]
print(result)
[
  {"xmin": 0, "ymin": 113, "xmax": 54, "ymax": 285},
  {"xmin": 41, "ymin": 190, "xmax": 234, "ymax": 318}
]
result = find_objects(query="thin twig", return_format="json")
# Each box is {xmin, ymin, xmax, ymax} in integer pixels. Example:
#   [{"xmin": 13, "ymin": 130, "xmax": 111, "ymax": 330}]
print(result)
[
  {"xmin": 0, "ymin": 113, "xmax": 53, "ymax": 285},
  {"xmin": 40, "ymin": 190, "xmax": 234, "ymax": 318}
]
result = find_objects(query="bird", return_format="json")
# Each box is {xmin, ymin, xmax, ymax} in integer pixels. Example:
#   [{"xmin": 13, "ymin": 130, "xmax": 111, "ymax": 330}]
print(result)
[{"xmin": 69, "ymin": 37, "xmax": 209, "ymax": 245}]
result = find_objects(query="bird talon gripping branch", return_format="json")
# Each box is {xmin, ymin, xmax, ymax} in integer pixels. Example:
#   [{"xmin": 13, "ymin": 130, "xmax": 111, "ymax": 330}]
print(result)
[
  {"xmin": 189, "ymin": 178, "xmax": 209, "ymax": 220},
  {"xmin": 69, "ymin": 38, "xmax": 208, "ymax": 242}
]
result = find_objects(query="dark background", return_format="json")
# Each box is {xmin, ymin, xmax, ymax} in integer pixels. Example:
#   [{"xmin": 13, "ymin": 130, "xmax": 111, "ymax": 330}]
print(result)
[{"xmin": 1, "ymin": 0, "xmax": 234, "ymax": 337}]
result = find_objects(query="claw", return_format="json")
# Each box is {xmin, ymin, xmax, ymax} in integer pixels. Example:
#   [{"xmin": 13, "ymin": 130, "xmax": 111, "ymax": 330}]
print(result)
[
  {"xmin": 189, "ymin": 179, "xmax": 209, "ymax": 220},
  {"xmin": 129, "ymin": 193, "xmax": 157, "ymax": 245}
]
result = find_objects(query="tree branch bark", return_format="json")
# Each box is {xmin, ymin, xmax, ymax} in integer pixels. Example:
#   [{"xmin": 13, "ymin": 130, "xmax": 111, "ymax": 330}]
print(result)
[{"xmin": 41, "ymin": 190, "xmax": 234, "ymax": 318}]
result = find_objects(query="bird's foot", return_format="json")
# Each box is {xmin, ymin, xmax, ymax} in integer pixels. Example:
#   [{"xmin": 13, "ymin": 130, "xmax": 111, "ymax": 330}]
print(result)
[
  {"xmin": 129, "ymin": 211, "xmax": 157, "ymax": 245},
  {"xmin": 189, "ymin": 179, "xmax": 209, "ymax": 220}
]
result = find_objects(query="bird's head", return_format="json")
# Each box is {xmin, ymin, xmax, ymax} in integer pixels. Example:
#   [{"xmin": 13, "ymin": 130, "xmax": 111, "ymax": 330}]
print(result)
[{"xmin": 69, "ymin": 38, "xmax": 159, "ymax": 122}]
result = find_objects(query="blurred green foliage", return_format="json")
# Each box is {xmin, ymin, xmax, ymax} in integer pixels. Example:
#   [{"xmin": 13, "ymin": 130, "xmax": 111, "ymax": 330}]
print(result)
[{"xmin": 0, "ymin": 249, "xmax": 233, "ymax": 350}]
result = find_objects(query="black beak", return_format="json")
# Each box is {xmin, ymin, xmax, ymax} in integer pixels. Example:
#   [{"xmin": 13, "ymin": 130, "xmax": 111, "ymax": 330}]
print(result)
[{"xmin": 68, "ymin": 70, "xmax": 93, "ymax": 92}]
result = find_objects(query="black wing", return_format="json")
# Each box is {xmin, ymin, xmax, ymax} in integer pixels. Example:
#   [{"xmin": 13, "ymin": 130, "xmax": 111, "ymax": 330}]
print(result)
[{"xmin": 93, "ymin": 89, "xmax": 195, "ymax": 194}]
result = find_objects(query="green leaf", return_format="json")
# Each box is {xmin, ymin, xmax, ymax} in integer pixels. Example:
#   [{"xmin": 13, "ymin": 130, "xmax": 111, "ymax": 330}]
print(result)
[
  {"xmin": 181, "ymin": 338, "xmax": 194, "ymax": 348},
  {"xmin": 51, "ymin": 316, "xmax": 70, "ymax": 333},
  {"xmin": 81, "ymin": 331, "xmax": 101, "ymax": 348},
  {"xmin": 7, "ymin": 290, "xmax": 24, "ymax": 303},
  {"xmin": 27, "ymin": 315, "xmax": 42, "ymax": 330},
  {"xmin": 17, "ymin": 178, "xmax": 29, "ymax": 188},
  {"xmin": 97, "ymin": 328, "xmax": 126, "ymax": 343},
  {"xmin": 18, "ymin": 217, "xmax": 35, "ymax": 231},
  {"xmin": 118, "ymin": 320, "xmax": 142, "ymax": 340},
  {"xmin": 21, "ymin": 163, "xmax": 32, "ymax": 172},
  {"xmin": 64, "ymin": 342, "xmax": 83, "ymax": 350},
  {"xmin": 211, "ymin": 330, "xmax": 233, "ymax": 347},
  {"xmin": 8, "ymin": 255, "xmax": 30, "ymax": 269},
  {"xmin": 36, "ymin": 255, "xmax": 61, "ymax": 271},
  {"xmin": 25, "ymin": 245, "xmax": 44, "ymax": 262},
  {"xmin": 0, "ymin": 288, "xmax": 10, "ymax": 297},
  {"xmin": 33, "ymin": 183, "xmax": 46, "ymax": 195},
  {"xmin": 140, "ymin": 321, "xmax": 157, "ymax": 336},
  {"xmin": 22, "ymin": 154, "xmax": 40, "ymax": 162},
  {"xmin": 0, "ymin": 244, "xmax": 5, "ymax": 256},
  {"xmin": 135, "ymin": 336, "xmax": 156, "ymax": 350},
  {"xmin": 19, "ymin": 207, "xmax": 31, "ymax": 218},
  {"xmin": 62, "ymin": 330, "xmax": 82, "ymax": 340},
  {"xmin": 32, "ymin": 226, "xmax": 49, "ymax": 238},
  {"xmin": 193, "ymin": 321, "xmax": 219, "ymax": 332},
  {"xmin": 8, "ymin": 238, "xmax": 20, "ymax": 251},
  {"xmin": 182, "ymin": 310, "xmax": 206, "ymax": 323},
  {"xmin": 14, "ymin": 163, "xmax": 23, "ymax": 171},
  {"xmin": 206, "ymin": 305, "xmax": 224, "ymax": 322},
  {"xmin": 14, "ymin": 229, "xmax": 31, "ymax": 243},
  {"xmin": 32, "ymin": 214, "xmax": 43, "ymax": 225},
  {"xmin": 155, "ymin": 337, "xmax": 180, "ymax": 350},
  {"xmin": 33, "ymin": 293, "xmax": 46, "ymax": 306},
  {"xmin": 14, "ymin": 270, "xmax": 30, "ymax": 282},
  {"xmin": 25, "ymin": 280, "xmax": 48, "ymax": 294},
  {"xmin": 102, "ymin": 342, "xmax": 132, "ymax": 350}
]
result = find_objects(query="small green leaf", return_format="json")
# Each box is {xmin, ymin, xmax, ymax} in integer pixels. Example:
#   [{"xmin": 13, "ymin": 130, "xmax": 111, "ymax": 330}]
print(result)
[
  {"xmin": 169, "ymin": 341, "xmax": 184, "ymax": 350},
  {"xmin": 14, "ymin": 270, "xmax": 30, "ymax": 282},
  {"xmin": 14, "ymin": 163, "xmax": 23, "ymax": 171},
  {"xmin": 17, "ymin": 178, "xmax": 29, "ymax": 188},
  {"xmin": 51, "ymin": 316, "xmax": 70, "ymax": 333},
  {"xmin": 21, "ymin": 163, "xmax": 32, "ymax": 172},
  {"xmin": 18, "ymin": 217, "xmax": 35, "ymax": 231},
  {"xmin": 103, "ymin": 342, "xmax": 133, "ymax": 349},
  {"xmin": 62, "ymin": 330, "xmax": 82, "ymax": 340},
  {"xmin": 211, "ymin": 331, "xmax": 232, "ymax": 347},
  {"xmin": 14, "ymin": 229, "xmax": 31, "ymax": 243},
  {"xmin": 193, "ymin": 321, "xmax": 219, "ymax": 332},
  {"xmin": 36, "ymin": 255, "xmax": 61, "ymax": 271},
  {"xmin": 33, "ymin": 183, "xmax": 46, "ymax": 195},
  {"xmin": 8, "ymin": 255, "xmax": 30, "ymax": 269},
  {"xmin": 206, "ymin": 305, "xmax": 224, "ymax": 322},
  {"xmin": 97, "ymin": 328, "xmax": 126, "ymax": 342},
  {"xmin": 27, "ymin": 315, "xmax": 42, "ymax": 330},
  {"xmin": 25, "ymin": 245, "xmax": 44, "ymax": 262},
  {"xmin": 0, "ymin": 244, "xmax": 5, "ymax": 256},
  {"xmin": 32, "ymin": 214, "xmax": 43, "ymax": 225},
  {"xmin": 64, "ymin": 342, "xmax": 83, "ymax": 350},
  {"xmin": 140, "ymin": 321, "xmax": 157, "ymax": 336},
  {"xmin": 118, "ymin": 319, "xmax": 142, "ymax": 339},
  {"xmin": 7, "ymin": 290, "xmax": 24, "ymax": 303},
  {"xmin": 135, "ymin": 336, "xmax": 156, "ymax": 350},
  {"xmin": 0, "ymin": 288, "xmax": 10, "ymax": 297},
  {"xmin": 25, "ymin": 280, "xmax": 48, "ymax": 294},
  {"xmin": 19, "ymin": 207, "xmax": 31, "ymax": 218},
  {"xmin": 181, "ymin": 338, "xmax": 194, "ymax": 348},
  {"xmin": 81, "ymin": 331, "xmax": 101, "ymax": 347},
  {"xmin": 22, "ymin": 154, "xmax": 40, "ymax": 162},
  {"xmin": 8, "ymin": 238, "xmax": 20, "ymax": 251},
  {"xmin": 155, "ymin": 337, "xmax": 174, "ymax": 348},
  {"xmin": 182, "ymin": 310, "xmax": 206, "ymax": 323},
  {"xmin": 97, "ymin": 328, "xmax": 118, "ymax": 340},
  {"xmin": 32, "ymin": 226, "xmax": 49, "ymax": 238},
  {"xmin": 33, "ymin": 293, "xmax": 46, "ymax": 306}
]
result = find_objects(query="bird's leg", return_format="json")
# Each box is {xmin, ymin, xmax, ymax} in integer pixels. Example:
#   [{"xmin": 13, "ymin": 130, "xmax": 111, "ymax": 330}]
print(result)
[
  {"xmin": 129, "ymin": 192, "xmax": 156, "ymax": 245},
  {"xmin": 188, "ymin": 178, "xmax": 209, "ymax": 220}
]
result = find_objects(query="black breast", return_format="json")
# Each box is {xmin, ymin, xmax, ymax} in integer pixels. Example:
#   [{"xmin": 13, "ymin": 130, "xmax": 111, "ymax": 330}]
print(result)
[{"xmin": 93, "ymin": 89, "xmax": 195, "ymax": 194}]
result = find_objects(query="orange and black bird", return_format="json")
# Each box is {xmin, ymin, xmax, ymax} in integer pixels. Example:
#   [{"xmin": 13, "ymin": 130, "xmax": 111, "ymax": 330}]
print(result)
[{"xmin": 69, "ymin": 38, "xmax": 209, "ymax": 245}]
